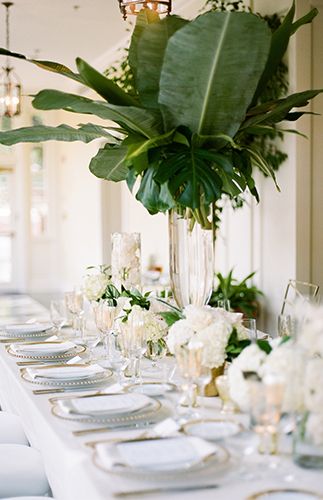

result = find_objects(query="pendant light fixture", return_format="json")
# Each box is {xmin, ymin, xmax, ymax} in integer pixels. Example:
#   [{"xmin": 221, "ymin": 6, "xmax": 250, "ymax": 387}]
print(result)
[
  {"xmin": 118, "ymin": 0, "xmax": 172, "ymax": 20},
  {"xmin": 0, "ymin": 2, "xmax": 22, "ymax": 118}
]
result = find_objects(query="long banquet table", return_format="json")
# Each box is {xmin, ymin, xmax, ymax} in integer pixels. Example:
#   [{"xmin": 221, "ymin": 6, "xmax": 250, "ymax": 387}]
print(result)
[{"xmin": 0, "ymin": 294, "xmax": 322, "ymax": 500}]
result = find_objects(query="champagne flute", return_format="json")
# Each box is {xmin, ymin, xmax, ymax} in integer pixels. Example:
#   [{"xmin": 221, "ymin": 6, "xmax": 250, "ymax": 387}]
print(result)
[
  {"xmin": 50, "ymin": 299, "xmax": 67, "ymax": 337},
  {"xmin": 64, "ymin": 290, "xmax": 84, "ymax": 338}
]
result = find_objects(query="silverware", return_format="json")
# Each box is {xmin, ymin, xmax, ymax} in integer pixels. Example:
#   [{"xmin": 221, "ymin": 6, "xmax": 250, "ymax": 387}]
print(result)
[
  {"xmin": 113, "ymin": 484, "xmax": 219, "ymax": 497},
  {"xmin": 17, "ymin": 361, "xmax": 53, "ymax": 366},
  {"xmin": 32, "ymin": 387, "xmax": 94, "ymax": 395},
  {"xmin": 73, "ymin": 421, "xmax": 156, "ymax": 437},
  {"xmin": 0, "ymin": 338, "xmax": 26, "ymax": 343}
]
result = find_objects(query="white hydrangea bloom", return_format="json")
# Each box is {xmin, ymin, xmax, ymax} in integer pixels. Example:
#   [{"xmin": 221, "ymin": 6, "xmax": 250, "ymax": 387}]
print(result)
[
  {"xmin": 111, "ymin": 233, "xmax": 141, "ymax": 289},
  {"xmin": 167, "ymin": 319, "xmax": 195, "ymax": 354},
  {"xmin": 83, "ymin": 273, "xmax": 109, "ymax": 302},
  {"xmin": 304, "ymin": 358, "xmax": 323, "ymax": 412}
]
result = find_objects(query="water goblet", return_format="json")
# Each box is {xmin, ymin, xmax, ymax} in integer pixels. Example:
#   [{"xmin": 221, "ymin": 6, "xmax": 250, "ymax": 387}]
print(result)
[
  {"xmin": 174, "ymin": 342, "xmax": 203, "ymax": 419},
  {"xmin": 242, "ymin": 317, "xmax": 257, "ymax": 341},
  {"xmin": 64, "ymin": 290, "xmax": 84, "ymax": 338},
  {"xmin": 50, "ymin": 299, "xmax": 67, "ymax": 337},
  {"xmin": 81, "ymin": 316, "xmax": 101, "ymax": 362},
  {"xmin": 97, "ymin": 301, "xmax": 117, "ymax": 359},
  {"xmin": 145, "ymin": 338, "xmax": 167, "ymax": 373}
]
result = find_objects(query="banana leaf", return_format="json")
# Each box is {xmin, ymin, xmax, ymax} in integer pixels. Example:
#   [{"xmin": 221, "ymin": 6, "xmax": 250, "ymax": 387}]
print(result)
[
  {"xmin": 136, "ymin": 166, "xmax": 175, "ymax": 213},
  {"xmin": 76, "ymin": 58, "xmax": 138, "ymax": 107},
  {"xmin": 159, "ymin": 11, "xmax": 271, "ymax": 138},
  {"xmin": 32, "ymin": 89, "xmax": 163, "ymax": 138},
  {"xmin": 136, "ymin": 16, "xmax": 188, "ymax": 108},
  {"xmin": 89, "ymin": 144, "xmax": 129, "ymax": 181},
  {"xmin": 0, "ymin": 123, "xmax": 117, "ymax": 145}
]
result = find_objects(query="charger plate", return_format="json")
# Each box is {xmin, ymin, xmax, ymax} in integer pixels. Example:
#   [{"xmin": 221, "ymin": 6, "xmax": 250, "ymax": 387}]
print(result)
[
  {"xmin": 183, "ymin": 419, "xmax": 244, "ymax": 441},
  {"xmin": 248, "ymin": 489, "xmax": 323, "ymax": 500},
  {"xmin": 20, "ymin": 364, "xmax": 113, "ymax": 388},
  {"xmin": 6, "ymin": 341, "xmax": 86, "ymax": 360},
  {"xmin": 92, "ymin": 437, "xmax": 229, "ymax": 478},
  {"xmin": 51, "ymin": 393, "xmax": 161, "ymax": 424}
]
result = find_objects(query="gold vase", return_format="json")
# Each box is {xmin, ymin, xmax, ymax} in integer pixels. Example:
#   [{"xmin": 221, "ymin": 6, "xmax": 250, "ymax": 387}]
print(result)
[{"xmin": 204, "ymin": 365, "xmax": 225, "ymax": 397}]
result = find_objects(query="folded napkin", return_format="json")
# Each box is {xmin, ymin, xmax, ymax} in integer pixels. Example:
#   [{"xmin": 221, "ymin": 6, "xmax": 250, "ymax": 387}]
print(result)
[
  {"xmin": 58, "ymin": 393, "xmax": 151, "ymax": 416},
  {"xmin": 3, "ymin": 323, "xmax": 52, "ymax": 335},
  {"xmin": 26, "ymin": 364, "xmax": 105, "ymax": 381},
  {"xmin": 11, "ymin": 341, "xmax": 76, "ymax": 356},
  {"xmin": 96, "ymin": 436, "xmax": 216, "ymax": 471}
]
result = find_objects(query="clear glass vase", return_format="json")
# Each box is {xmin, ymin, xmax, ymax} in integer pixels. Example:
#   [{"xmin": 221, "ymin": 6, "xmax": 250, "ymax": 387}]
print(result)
[
  {"xmin": 293, "ymin": 411, "xmax": 323, "ymax": 469},
  {"xmin": 168, "ymin": 207, "xmax": 215, "ymax": 308}
]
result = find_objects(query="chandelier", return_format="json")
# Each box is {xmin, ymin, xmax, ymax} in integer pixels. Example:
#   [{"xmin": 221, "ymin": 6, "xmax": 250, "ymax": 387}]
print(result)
[
  {"xmin": 118, "ymin": 0, "xmax": 172, "ymax": 20},
  {"xmin": 0, "ymin": 2, "xmax": 22, "ymax": 118}
]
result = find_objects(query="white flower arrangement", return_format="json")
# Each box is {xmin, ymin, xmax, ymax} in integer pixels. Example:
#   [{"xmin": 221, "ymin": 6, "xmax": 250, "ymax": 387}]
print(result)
[
  {"xmin": 167, "ymin": 305, "xmax": 245, "ymax": 369},
  {"xmin": 116, "ymin": 303, "xmax": 167, "ymax": 343},
  {"xmin": 111, "ymin": 232, "xmax": 141, "ymax": 289},
  {"xmin": 83, "ymin": 266, "xmax": 110, "ymax": 302}
]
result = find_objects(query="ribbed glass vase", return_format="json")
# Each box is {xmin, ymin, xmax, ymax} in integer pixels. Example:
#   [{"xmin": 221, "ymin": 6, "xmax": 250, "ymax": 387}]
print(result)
[{"xmin": 168, "ymin": 207, "xmax": 215, "ymax": 308}]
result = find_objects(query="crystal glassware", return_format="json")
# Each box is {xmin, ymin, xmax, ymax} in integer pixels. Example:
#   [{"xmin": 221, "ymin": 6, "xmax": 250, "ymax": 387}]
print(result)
[
  {"xmin": 64, "ymin": 290, "xmax": 84, "ymax": 338},
  {"xmin": 118, "ymin": 308, "xmax": 147, "ymax": 383},
  {"xmin": 49, "ymin": 299, "xmax": 67, "ymax": 336},
  {"xmin": 217, "ymin": 299, "xmax": 231, "ymax": 311},
  {"xmin": 81, "ymin": 316, "xmax": 101, "ymax": 362},
  {"xmin": 174, "ymin": 342, "xmax": 203, "ymax": 418},
  {"xmin": 216, "ymin": 374, "xmax": 238, "ymax": 413},
  {"xmin": 94, "ymin": 300, "xmax": 117, "ymax": 359},
  {"xmin": 145, "ymin": 338, "xmax": 167, "ymax": 372},
  {"xmin": 242, "ymin": 317, "xmax": 257, "ymax": 341},
  {"xmin": 278, "ymin": 313, "xmax": 292, "ymax": 337}
]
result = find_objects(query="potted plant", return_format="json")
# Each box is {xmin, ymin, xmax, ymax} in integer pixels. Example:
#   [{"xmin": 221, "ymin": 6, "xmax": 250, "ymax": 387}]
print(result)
[{"xmin": 0, "ymin": 2, "xmax": 320, "ymax": 307}]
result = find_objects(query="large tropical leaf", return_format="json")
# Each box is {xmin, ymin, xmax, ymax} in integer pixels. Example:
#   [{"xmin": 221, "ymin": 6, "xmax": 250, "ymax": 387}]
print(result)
[
  {"xmin": 251, "ymin": 3, "xmax": 318, "ymax": 104},
  {"xmin": 136, "ymin": 16, "xmax": 188, "ymax": 108},
  {"xmin": 136, "ymin": 166, "xmax": 175, "ymax": 213},
  {"xmin": 0, "ymin": 48, "xmax": 83, "ymax": 84},
  {"xmin": 32, "ymin": 90, "xmax": 162, "ymax": 138},
  {"xmin": 241, "ymin": 89, "xmax": 323, "ymax": 130},
  {"xmin": 124, "ymin": 129, "xmax": 175, "ymax": 160},
  {"xmin": 76, "ymin": 58, "xmax": 138, "ymax": 107},
  {"xmin": 128, "ymin": 8, "xmax": 160, "ymax": 83},
  {"xmin": 159, "ymin": 12, "xmax": 271, "ymax": 138},
  {"xmin": 89, "ymin": 144, "xmax": 129, "ymax": 182},
  {"xmin": 0, "ymin": 123, "xmax": 117, "ymax": 146}
]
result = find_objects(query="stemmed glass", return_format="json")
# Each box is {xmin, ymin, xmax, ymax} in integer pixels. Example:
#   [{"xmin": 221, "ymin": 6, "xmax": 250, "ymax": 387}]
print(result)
[
  {"xmin": 145, "ymin": 338, "xmax": 167, "ymax": 373},
  {"xmin": 64, "ymin": 290, "xmax": 84, "ymax": 338},
  {"xmin": 242, "ymin": 317, "xmax": 257, "ymax": 341},
  {"xmin": 50, "ymin": 299, "xmax": 67, "ymax": 337},
  {"xmin": 93, "ymin": 300, "xmax": 117, "ymax": 359},
  {"xmin": 174, "ymin": 342, "xmax": 203, "ymax": 419},
  {"xmin": 118, "ymin": 309, "xmax": 147, "ymax": 383}
]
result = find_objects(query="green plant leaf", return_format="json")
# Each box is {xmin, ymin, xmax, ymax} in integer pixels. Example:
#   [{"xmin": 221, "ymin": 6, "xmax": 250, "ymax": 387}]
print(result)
[
  {"xmin": 128, "ymin": 8, "xmax": 160, "ymax": 83},
  {"xmin": 32, "ymin": 89, "xmax": 162, "ymax": 139},
  {"xmin": 159, "ymin": 11, "xmax": 271, "ymax": 137},
  {"xmin": 159, "ymin": 311, "xmax": 182, "ymax": 326},
  {"xmin": 89, "ymin": 144, "xmax": 129, "ymax": 182},
  {"xmin": 291, "ymin": 7, "xmax": 318, "ymax": 35},
  {"xmin": 0, "ymin": 48, "xmax": 83, "ymax": 84},
  {"xmin": 136, "ymin": 15, "xmax": 188, "ymax": 108},
  {"xmin": 0, "ymin": 123, "xmax": 117, "ymax": 146},
  {"xmin": 241, "ymin": 89, "xmax": 323, "ymax": 129},
  {"xmin": 125, "ymin": 129, "xmax": 176, "ymax": 159},
  {"xmin": 76, "ymin": 58, "xmax": 138, "ymax": 107},
  {"xmin": 136, "ymin": 166, "xmax": 175, "ymax": 213}
]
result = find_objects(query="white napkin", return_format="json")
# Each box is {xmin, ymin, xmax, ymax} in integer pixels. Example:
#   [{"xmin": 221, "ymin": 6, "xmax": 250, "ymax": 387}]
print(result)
[
  {"xmin": 3, "ymin": 323, "xmax": 52, "ymax": 335},
  {"xmin": 58, "ymin": 393, "xmax": 151, "ymax": 416},
  {"xmin": 26, "ymin": 364, "xmax": 105, "ymax": 381},
  {"xmin": 11, "ymin": 341, "xmax": 76, "ymax": 356},
  {"xmin": 96, "ymin": 436, "xmax": 216, "ymax": 471}
]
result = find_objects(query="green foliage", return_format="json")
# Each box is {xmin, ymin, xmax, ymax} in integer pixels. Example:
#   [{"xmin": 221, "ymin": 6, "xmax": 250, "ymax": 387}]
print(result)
[
  {"xmin": 225, "ymin": 328, "xmax": 272, "ymax": 362},
  {"xmin": 159, "ymin": 310, "xmax": 183, "ymax": 327},
  {"xmin": 0, "ymin": 3, "xmax": 321, "ymax": 229},
  {"xmin": 209, "ymin": 269, "xmax": 264, "ymax": 317}
]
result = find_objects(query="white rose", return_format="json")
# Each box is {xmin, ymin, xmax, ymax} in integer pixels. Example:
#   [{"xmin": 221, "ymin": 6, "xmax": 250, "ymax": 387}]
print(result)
[
  {"xmin": 83, "ymin": 273, "xmax": 109, "ymax": 302},
  {"xmin": 167, "ymin": 319, "xmax": 194, "ymax": 353},
  {"xmin": 183, "ymin": 304, "xmax": 214, "ymax": 331},
  {"xmin": 304, "ymin": 358, "xmax": 323, "ymax": 412}
]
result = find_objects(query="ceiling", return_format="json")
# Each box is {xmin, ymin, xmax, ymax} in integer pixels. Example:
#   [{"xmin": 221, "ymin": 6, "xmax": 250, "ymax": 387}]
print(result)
[{"xmin": 0, "ymin": 0, "xmax": 196, "ymax": 94}]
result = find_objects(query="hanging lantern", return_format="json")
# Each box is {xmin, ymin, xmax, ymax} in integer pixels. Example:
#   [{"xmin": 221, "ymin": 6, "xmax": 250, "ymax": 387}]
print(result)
[
  {"xmin": 0, "ymin": 2, "xmax": 22, "ymax": 118},
  {"xmin": 118, "ymin": 0, "xmax": 172, "ymax": 20}
]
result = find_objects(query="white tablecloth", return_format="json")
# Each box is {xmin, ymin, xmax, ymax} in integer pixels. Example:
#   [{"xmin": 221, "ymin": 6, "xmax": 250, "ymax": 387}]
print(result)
[{"xmin": 0, "ymin": 296, "xmax": 322, "ymax": 500}]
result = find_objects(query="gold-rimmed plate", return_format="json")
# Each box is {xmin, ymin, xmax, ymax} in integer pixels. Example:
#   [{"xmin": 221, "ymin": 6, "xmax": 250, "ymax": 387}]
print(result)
[
  {"xmin": 247, "ymin": 489, "xmax": 323, "ymax": 500},
  {"xmin": 92, "ymin": 436, "xmax": 229, "ymax": 478},
  {"xmin": 7, "ymin": 341, "xmax": 86, "ymax": 360},
  {"xmin": 51, "ymin": 392, "xmax": 161, "ymax": 424},
  {"xmin": 124, "ymin": 382, "xmax": 177, "ymax": 397},
  {"xmin": 183, "ymin": 419, "xmax": 244, "ymax": 441},
  {"xmin": 20, "ymin": 363, "xmax": 113, "ymax": 388}
]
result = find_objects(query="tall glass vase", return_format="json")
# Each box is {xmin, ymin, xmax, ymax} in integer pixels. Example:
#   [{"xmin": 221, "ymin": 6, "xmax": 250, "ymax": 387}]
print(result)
[{"xmin": 169, "ymin": 207, "xmax": 215, "ymax": 308}]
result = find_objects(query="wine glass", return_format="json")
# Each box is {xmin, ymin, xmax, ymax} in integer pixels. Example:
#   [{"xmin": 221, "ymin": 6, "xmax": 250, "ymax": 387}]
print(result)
[
  {"xmin": 195, "ymin": 365, "xmax": 212, "ymax": 418},
  {"xmin": 64, "ymin": 290, "xmax": 84, "ymax": 338},
  {"xmin": 145, "ymin": 338, "xmax": 167, "ymax": 373},
  {"xmin": 81, "ymin": 316, "xmax": 101, "ymax": 362},
  {"xmin": 242, "ymin": 317, "xmax": 257, "ymax": 341},
  {"xmin": 50, "ymin": 299, "xmax": 67, "ymax": 337},
  {"xmin": 174, "ymin": 342, "xmax": 203, "ymax": 420},
  {"xmin": 118, "ymin": 308, "xmax": 147, "ymax": 383},
  {"xmin": 93, "ymin": 300, "xmax": 117, "ymax": 359},
  {"xmin": 109, "ymin": 332, "xmax": 129, "ymax": 385}
]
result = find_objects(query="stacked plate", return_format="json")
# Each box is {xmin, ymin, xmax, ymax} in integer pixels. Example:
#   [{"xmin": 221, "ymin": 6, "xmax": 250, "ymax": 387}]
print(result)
[
  {"xmin": 7, "ymin": 340, "xmax": 85, "ymax": 360},
  {"xmin": 21, "ymin": 363, "xmax": 113, "ymax": 389},
  {"xmin": 92, "ymin": 435, "xmax": 229, "ymax": 477},
  {"xmin": 51, "ymin": 392, "xmax": 161, "ymax": 424},
  {"xmin": 0, "ymin": 322, "xmax": 53, "ymax": 340}
]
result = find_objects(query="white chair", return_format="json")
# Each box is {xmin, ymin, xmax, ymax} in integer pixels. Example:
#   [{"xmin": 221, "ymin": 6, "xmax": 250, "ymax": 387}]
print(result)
[
  {"xmin": 0, "ymin": 411, "xmax": 29, "ymax": 445},
  {"xmin": 0, "ymin": 444, "xmax": 50, "ymax": 498}
]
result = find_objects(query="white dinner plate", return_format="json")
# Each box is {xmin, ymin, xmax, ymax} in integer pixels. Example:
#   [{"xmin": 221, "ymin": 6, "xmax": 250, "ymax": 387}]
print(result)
[
  {"xmin": 93, "ymin": 436, "xmax": 229, "ymax": 477},
  {"xmin": 7, "ymin": 341, "xmax": 85, "ymax": 360},
  {"xmin": 248, "ymin": 489, "xmax": 323, "ymax": 500},
  {"xmin": 183, "ymin": 419, "xmax": 243, "ymax": 441},
  {"xmin": 1, "ymin": 323, "xmax": 52, "ymax": 336},
  {"xmin": 58, "ymin": 393, "xmax": 153, "ymax": 416},
  {"xmin": 21, "ymin": 363, "xmax": 113, "ymax": 388},
  {"xmin": 125, "ymin": 382, "xmax": 176, "ymax": 397},
  {"xmin": 51, "ymin": 394, "xmax": 161, "ymax": 423}
]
